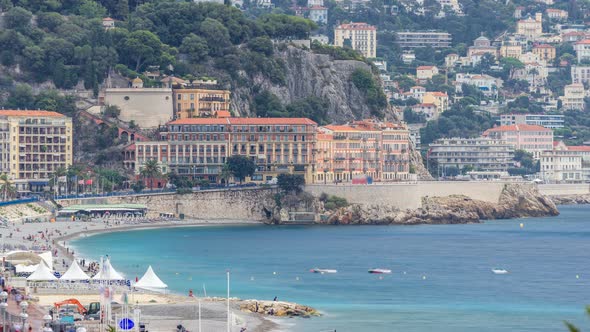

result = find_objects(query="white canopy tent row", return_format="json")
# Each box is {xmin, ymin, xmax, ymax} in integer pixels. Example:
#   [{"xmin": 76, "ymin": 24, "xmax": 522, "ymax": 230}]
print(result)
[
  {"xmin": 92, "ymin": 257, "xmax": 125, "ymax": 281},
  {"xmin": 27, "ymin": 261, "xmax": 57, "ymax": 281},
  {"xmin": 134, "ymin": 266, "xmax": 168, "ymax": 291},
  {"xmin": 60, "ymin": 260, "xmax": 90, "ymax": 281}
]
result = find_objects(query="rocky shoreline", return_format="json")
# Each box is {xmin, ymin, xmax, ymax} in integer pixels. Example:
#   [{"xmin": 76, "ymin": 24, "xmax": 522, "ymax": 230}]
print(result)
[
  {"xmin": 267, "ymin": 183, "xmax": 560, "ymax": 225},
  {"xmin": 548, "ymin": 194, "xmax": 590, "ymax": 205}
]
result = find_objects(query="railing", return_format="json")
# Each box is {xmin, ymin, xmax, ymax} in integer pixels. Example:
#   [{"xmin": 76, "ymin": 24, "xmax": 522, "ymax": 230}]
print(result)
[{"xmin": 0, "ymin": 197, "xmax": 39, "ymax": 207}]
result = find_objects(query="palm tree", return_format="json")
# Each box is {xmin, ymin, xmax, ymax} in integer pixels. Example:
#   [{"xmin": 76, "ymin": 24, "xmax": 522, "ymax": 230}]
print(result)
[
  {"xmin": 0, "ymin": 174, "xmax": 16, "ymax": 201},
  {"xmin": 140, "ymin": 159, "xmax": 161, "ymax": 191},
  {"xmin": 220, "ymin": 164, "xmax": 232, "ymax": 187},
  {"xmin": 50, "ymin": 167, "xmax": 67, "ymax": 196},
  {"xmin": 66, "ymin": 164, "xmax": 84, "ymax": 195}
]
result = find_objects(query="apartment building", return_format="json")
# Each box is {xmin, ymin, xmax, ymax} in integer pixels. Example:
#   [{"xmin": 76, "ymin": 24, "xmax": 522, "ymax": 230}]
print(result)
[
  {"xmin": 561, "ymin": 83, "xmax": 586, "ymax": 111},
  {"xmin": 571, "ymin": 65, "xmax": 590, "ymax": 84},
  {"xmin": 499, "ymin": 114, "xmax": 564, "ymax": 129},
  {"xmin": 467, "ymin": 36, "xmax": 498, "ymax": 58},
  {"xmin": 532, "ymin": 44, "xmax": 556, "ymax": 63},
  {"xmin": 516, "ymin": 13, "xmax": 543, "ymax": 39},
  {"xmin": 428, "ymin": 137, "xmax": 515, "ymax": 172},
  {"xmin": 0, "ymin": 110, "xmax": 73, "ymax": 193},
  {"xmin": 396, "ymin": 31, "xmax": 452, "ymax": 49},
  {"xmin": 416, "ymin": 66, "xmax": 439, "ymax": 81},
  {"xmin": 539, "ymin": 141, "xmax": 590, "ymax": 183},
  {"xmin": 173, "ymin": 84, "xmax": 231, "ymax": 119},
  {"xmin": 482, "ymin": 124, "xmax": 553, "ymax": 158},
  {"xmin": 136, "ymin": 118, "xmax": 317, "ymax": 183},
  {"xmin": 423, "ymin": 92, "xmax": 449, "ymax": 112},
  {"xmin": 574, "ymin": 39, "xmax": 590, "ymax": 63},
  {"xmin": 334, "ymin": 22, "xmax": 377, "ymax": 58},
  {"xmin": 314, "ymin": 120, "xmax": 412, "ymax": 183},
  {"xmin": 455, "ymin": 73, "xmax": 503, "ymax": 96},
  {"xmin": 545, "ymin": 8, "xmax": 568, "ymax": 20}
]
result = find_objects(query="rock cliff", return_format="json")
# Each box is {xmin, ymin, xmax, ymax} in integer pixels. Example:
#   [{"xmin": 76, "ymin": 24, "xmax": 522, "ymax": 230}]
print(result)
[
  {"xmin": 547, "ymin": 194, "xmax": 590, "ymax": 205},
  {"xmin": 240, "ymin": 300, "xmax": 320, "ymax": 318},
  {"xmin": 312, "ymin": 184, "xmax": 558, "ymax": 225},
  {"xmin": 231, "ymin": 45, "xmax": 384, "ymax": 123}
]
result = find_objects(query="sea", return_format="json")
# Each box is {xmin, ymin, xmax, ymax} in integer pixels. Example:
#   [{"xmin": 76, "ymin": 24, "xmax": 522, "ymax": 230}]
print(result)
[{"xmin": 71, "ymin": 205, "xmax": 590, "ymax": 332}]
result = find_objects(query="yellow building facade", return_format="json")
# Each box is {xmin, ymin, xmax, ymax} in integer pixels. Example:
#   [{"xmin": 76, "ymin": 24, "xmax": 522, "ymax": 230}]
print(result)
[
  {"xmin": 0, "ymin": 110, "xmax": 73, "ymax": 192},
  {"xmin": 173, "ymin": 87, "xmax": 231, "ymax": 119}
]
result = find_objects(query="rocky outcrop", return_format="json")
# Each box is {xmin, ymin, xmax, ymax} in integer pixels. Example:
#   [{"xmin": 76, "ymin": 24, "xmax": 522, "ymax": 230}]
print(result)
[
  {"xmin": 321, "ymin": 183, "xmax": 559, "ymax": 225},
  {"xmin": 240, "ymin": 300, "xmax": 320, "ymax": 318},
  {"xmin": 231, "ymin": 45, "xmax": 382, "ymax": 123},
  {"xmin": 548, "ymin": 194, "xmax": 590, "ymax": 205}
]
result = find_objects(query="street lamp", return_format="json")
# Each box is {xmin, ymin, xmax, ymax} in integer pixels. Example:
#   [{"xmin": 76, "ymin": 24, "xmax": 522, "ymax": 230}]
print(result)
[
  {"xmin": 20, "ymin": 301, "xmax": 29, "ymax": 330},
  {"xmin": 43, "ymin": 313, "xmax": 52, "ymax": 331},
  {"xmin": 0, "ymin": 299, "xmax": 7, "ymax": 332}
]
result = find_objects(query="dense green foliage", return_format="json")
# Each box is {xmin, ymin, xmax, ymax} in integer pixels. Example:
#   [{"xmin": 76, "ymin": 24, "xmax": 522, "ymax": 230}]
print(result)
[
  {"xmin": 277, "ymin": 174, "xmax": 305, "ymax": 194},
  {"xmin": 226, "ymin": 155, "xmax": 256, "ymax": 184},
  {"xmin": 420, "ymin": 106, "xmax": 495, "ymax": 146},
  {"xmin": 319, "ymin": 193, "xmax": 349, "ymax": 210},
  {"xmin": 508, "ymin": 150, "xmax": 539, "ymax": 176},
  {"xmin": 251, "ymin": 91, "xmax": 330, "ymax": 124},
  {"xmin": 351, "ymin": 68, "xmax": 387, "ymax": 117}
]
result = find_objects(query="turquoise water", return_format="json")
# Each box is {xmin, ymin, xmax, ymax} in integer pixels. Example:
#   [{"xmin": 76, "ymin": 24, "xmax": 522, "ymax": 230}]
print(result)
[{"xmin": 72, "ymin": 205, "xmax": 590, "ymax": 331}]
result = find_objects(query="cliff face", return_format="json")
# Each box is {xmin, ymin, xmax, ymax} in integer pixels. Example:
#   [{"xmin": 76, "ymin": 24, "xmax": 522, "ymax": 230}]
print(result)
[
  {"xmin": 318, "ymin": 183, "xmax": 559, "ymax": 225},
  {"xmin": 231, "ymin": 45, "xmax": 380, "ymax": 123}
]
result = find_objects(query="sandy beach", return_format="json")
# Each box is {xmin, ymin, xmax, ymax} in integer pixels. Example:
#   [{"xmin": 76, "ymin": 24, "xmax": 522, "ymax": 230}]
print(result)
[{"xmin": 0, "ymin": 218, "xmax": 288, "ymax": 332}]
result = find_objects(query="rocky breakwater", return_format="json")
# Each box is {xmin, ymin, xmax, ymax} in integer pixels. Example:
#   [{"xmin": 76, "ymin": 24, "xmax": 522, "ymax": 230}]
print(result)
[
  {"xmin": 322, "ymin": 183, "xmax": 559, "ymax": 225},
  {"xmin": 548, "ymin": 194, "xmax": 590, "ymax": 205},
  {"xmin": 240, "ymin": 300, "xmax": 320, "ymax": 318}
]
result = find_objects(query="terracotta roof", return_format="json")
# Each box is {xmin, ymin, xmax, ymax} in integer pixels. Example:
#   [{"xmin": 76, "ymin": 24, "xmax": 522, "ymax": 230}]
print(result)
[
  {"xmin": 317, "ymin": 133, "xmax": 333, "ymax": 140},
  {"xmin": 546, "ymin": 8, "xmax": 566, "ymax": 12},
  {"xmin": 484, "ymin": 124, "xmax": 552, "ymax": 133},
  {"xmin": 567, "ymin": 146, "xmax": 590, "ymax": 152},
  {"xmin": 103, "ymin": 17, "xmax": 114, "ymax": 21},
  {"xmin": 230, "ymin": 118, "xmax": 317, "ymax": 125},
  {"xmin": 215, "ymin": 110, "xmax": 231, "ymax": 118},
  {"xmin": 0, "ymin": 110, "xmax": 66, "ymax": 117},
  {"xmin": 321, "ymin": 125, "xmax": 362, "ymax": 132},
  {"xmin": 427, "ymin": 92, "xmax": 448, "ymax": 97},
  {"xmin": 168, "ymin": 118, "xmax": 229, "ymax": 125},
  {"xmin": 575, "ymin": 39, "xmax": 590, "ymax": 45},
  {"xmin": 335, "ymin": 22, "xmax": 376, "ymax": 31},
  {"xmin": 446, "ymin": 53, "xmax": 459, "ymax": 56},
  {"xmin": 417, "ymin": 66, "xmax": 436, "ymax": 70},
  {"xmin": 534, "ymin": 44, "xmax": 554, "ymax": 49},
  {"xmin": 411, "ymin": 86, "xmax": 425, "ymax": 89}
]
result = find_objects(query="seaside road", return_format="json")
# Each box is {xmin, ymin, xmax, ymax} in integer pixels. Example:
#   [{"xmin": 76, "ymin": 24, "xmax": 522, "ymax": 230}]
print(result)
[{"xmin": 5, "ymin": 293, "xmax": 46, "ymax": 331}]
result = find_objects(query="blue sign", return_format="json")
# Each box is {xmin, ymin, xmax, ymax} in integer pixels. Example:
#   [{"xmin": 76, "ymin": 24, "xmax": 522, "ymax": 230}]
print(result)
[{"xmin": 119, "ymin": 318, "xmax": 135, "ymax": 330}]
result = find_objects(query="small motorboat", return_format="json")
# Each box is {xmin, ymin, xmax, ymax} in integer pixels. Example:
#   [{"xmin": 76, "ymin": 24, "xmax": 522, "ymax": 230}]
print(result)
[
  {"xmin": 368, "ymin": 268, "xmax": 392, "ymax": 274},
  {"xmin": 310, "ymin": 268, "xmax": 338, "ymax": 274},
  {"xmin": 492, "ymin": 268, "xmax": 509, "ymax": 274}
]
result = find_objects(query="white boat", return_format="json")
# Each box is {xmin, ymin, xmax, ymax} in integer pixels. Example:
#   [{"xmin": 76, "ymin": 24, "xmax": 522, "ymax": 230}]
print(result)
[
  {"xmin": 310, "ymin": 268, "xmax": 337, "ymax": 274},
  {"xmin": 492, "ymin": 268, "xmax": 509, "ymax": 274},
  {"xmin": 368, "ymin": 268, "xmax": 392, "ymax": 274}
]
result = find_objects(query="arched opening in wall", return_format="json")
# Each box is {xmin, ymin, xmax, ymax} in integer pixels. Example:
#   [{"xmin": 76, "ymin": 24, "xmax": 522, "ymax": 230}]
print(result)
[
  {"xmin": 120, "ymin": 131, "xmax": 129, "ymax": 142},
  {"xmin": 130, "ymin": 133, "xmax": 136, "ymax": 141}
]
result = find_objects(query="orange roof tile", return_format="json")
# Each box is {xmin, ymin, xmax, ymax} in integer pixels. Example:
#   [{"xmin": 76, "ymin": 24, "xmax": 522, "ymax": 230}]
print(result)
[
  {"xmin": 0, "ymin": 110, "xmax": 66, "ymax": 117},
  {"xmin": 168, "ymin": 118, "xmax": 229, "ymax": 125},
  {"xmin": 417, "ymin": 66, "xmax": 436, "ymax": 70},
  {"xmin": 484, "ymin": 124, "xmax": 552, "ymax": 133},
  {"xmin": 575, "ymin": 39, "xmax": 590, "ymax": 45},
  {"xmin": 428, "ymin": 92, "xmax": 448, "ymax": 97},
  {"xmin": 229, "ymin": 118, "xmax": 317, "ymax": 125},
  {"xmin": 336, "ymin": 22, "xmax": 376, "ymax": 30},
  {"xmin": 534, "ymin": 44, "xmax": 554, "ymax": 49},
  {"xmin": 321, "ymin": 125, "xmax": 359, "ymax": 132},
  {"xmin": 567, "ymin": 146, "xmax": 590, "ymax": 152},
  {"xmin": 215, "ymin": 110, "xmax": 231, "ymax": 118}
]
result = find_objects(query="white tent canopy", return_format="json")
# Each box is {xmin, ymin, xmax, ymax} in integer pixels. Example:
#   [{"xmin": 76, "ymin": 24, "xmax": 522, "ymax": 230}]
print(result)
[
  {"xmin": 27, "ymin": 261, "xmax": 57, "ymax": 281},
  {"xmin": 15, "ymin": 264, "xmax": 38, "ymax": 274},
  {"xmin": 92, "ymin": 257, "xmax": 124, "ymax": 281},
  {"xmin": 38, "ymin": 251, "xmax": 53, "ymax": 270},
  {"xmin": 60, "ymin": 260, "xmax": 90, "ymax": 281},
  {"xmin": 134, "ymin": 266, "xmax": 167, "ymax": 289}
]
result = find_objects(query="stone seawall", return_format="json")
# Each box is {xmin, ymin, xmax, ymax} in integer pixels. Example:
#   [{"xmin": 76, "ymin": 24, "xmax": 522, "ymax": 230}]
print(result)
[
  {"xmin": 305, "ymin": 182, "xmax": 508, "ymax": 209},
  {"xmin": 58, "ymin": 188, "xmax": 277, "ymax": 221}
]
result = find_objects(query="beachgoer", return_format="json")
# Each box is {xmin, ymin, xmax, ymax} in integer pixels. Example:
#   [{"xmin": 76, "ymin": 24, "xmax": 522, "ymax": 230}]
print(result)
[
  {"xmin": 188, "ymin": 289, "xmax": 194, "ymax": 297},
  {"xmin": 273, "ymin": 296, "xmax": 277, "ymax": 301}
]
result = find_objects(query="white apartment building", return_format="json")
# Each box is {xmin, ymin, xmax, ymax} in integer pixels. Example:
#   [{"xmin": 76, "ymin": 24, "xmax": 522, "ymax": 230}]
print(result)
[
  {"xmin": 500, "ymin": 114, "xmax": 564, "ymax": 129},
  {"xmin": 334, "ymin": 22, "xmax": 377, "ymax": 58},
  {"xmin": 428, "ymin": 137, "xmax": 515, "ymax": 173},
  {"xmin": 571, "ymin": 65, "xmax": 590, "ymax": 84},
  {"xmin": 561, "ymin": 83, "xmax": 586, "ymax": 110},
  {"xmin": 516, "ymin": 13, "xmax": 543, "ymax": 40},
  {"xmin": 574, "ymin": 39, "xmax": 590, "ymax": 63},
  {"xmin": 540, "ymin": 142, "xmax": 590, "ymax": 183},
  {"xmin": 455, "ymin": 73, "xmax": 503, "ymax": 96}
]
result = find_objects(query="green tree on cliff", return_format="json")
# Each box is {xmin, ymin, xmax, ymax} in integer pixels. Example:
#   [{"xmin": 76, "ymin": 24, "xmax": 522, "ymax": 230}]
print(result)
[{"xmin": 140, "ymin": 159, "xmax": 162, "ymax": 191}]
